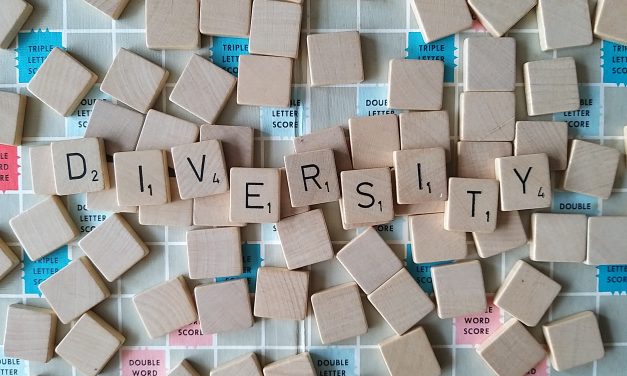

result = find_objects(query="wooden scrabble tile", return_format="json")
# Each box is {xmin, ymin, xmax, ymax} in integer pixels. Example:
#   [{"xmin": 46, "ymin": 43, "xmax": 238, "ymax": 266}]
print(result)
[
  {"xmin": 138, "ymin": 178, "xmax": 193, "ymax": 226},
  {"xmin": 586, "ymin": 216, "xmax": 627, "ymax": 265},
  {"xmin": 515, "ymin": 121, "xmax": 568, "ymax": 170},
  {"xmin": 200, "ymin": 0, "xmax": 252, "ymax": 37},
  {"xmin": 531, "ymin": 213, "xmax": 587, "ymax": 262},
  {"xmin": 294, "ymin": 126, "xmax": 352, "ymax": 172},
  {"xmin": 263, "ymin": 353, "xmax": 315, "ymax": 376},
  {"xmin": 170, "ymin": 55, "xmax": 236, "ymax": 123},
  {"xmin": 432, "ymin": 260, "xmax": 486, "ymax": 318},
  {"xmin": 113, "ymin": 149, "xmax": 170, "ymax": 206},
  {"xmin": 307, "ymin": 31, "xmax": 364, "ymax": 86},
  {"xmin": 538, "ymin": 0, "xmax": 593, "ymax": 51},
  {"xmin": 133, "ymin": 276, "xmax": 197, "ymax": 338},
  {"xmin": 284, "ymin": 149, "xmax": 340, "ymax": 206},
  {"xmin": 186, "ymin": 227, "xmax": 242, "ymax": 279},
  {"xmin": 494, "ymin": 260, "xmax": 561, "ymax": 327},
  {"xmin": 444, "ymin": 178, "xmax": 499, "ymax": 233},
  {"xmin": 211, "ymin": 353, "xmax": 262, "ymax": 376},
  {"xmin": 472, "ymin": 210, "xmax": 527, "ymax": 258},
  {"xmin": 87, "ymin": 163, "xmax": 138, "ymax": 213},
  {"xmin": 349, "ymin": 115, "xmax": 400, "ymax": 169},
  {"xmin": 476, "ymin": 319, "xmax": 546, "ymax": 376},
  {"xmin": 101, "ymin": 48, "xmax": 169, "ymax": 114},
  {"xmin": 10, "ymin": 196, "xmax": 79, "ymax": 261},
  {"xmin": 3, "ymin": 304, "xmax": 56, "ymax": 363},
  {"xmin": 395, "ymin": 201, "xmax": 445, "ymax": 216},
  {"xmin": 51, "ymin": 138, "xmax": 109, "ymax": 195},
  {"xmin": 79, "ymin": 213, "xmax": 148, "ymax": 282},
  {"xmin": 230, "ymin": 168, "xmax": 281, "ymax": 223},
  {"xmin": 200, "ymin": 124, "xmax": 254, "ymax": 169},
  {"xmin": 194, "ymin": 279, "xmax": 253, "ymax": 334},
  {"xmin": 393, "ymin": 148, "xmax": 447, "ymax": 204},
  {"xmin": 169, "ymin": 360, "xmax": 200, "ymax": 376},
  {"xmin": 0, "ymin": 237, "xmax": 19, "ymax": 281},
  {"xmin": 249, "ymin": 0, "xmax": 302, "ymax": 58},
  {"xmin": 463, "ymin": 37, "xmax": 516, "ymax": 92},
  {"xmin": 193, "ymin": 191, "xmax": 246, "ymax": 227},
  {"xmin": 84, "ymin": 100, "xmax": 144, "ymax": 155},
  {"xmin": 336, "ymin": 227, "xmax": 403, "ymax": 294},
  {"xmin": 311, "ymin": 282, "xmax": 368, "ymax": 344},
  {"xmin": 340, "ymin": 168, "xmax": 394, "ymax": 227},
  {"xmin": 237, "ymin": 55, "xmax": 293, "ymax": 108},
  {"xmin": 39, "ymin": 256, "xmax": 110, "ymax": 324},
  {"xmin": 594, "ymin": 0, "xmax": 627, "ymax": 45},
  {"xmin": 379, "ymin": 327, "xmax": 441, "ymax": 376},
  {"xmin": 27, "ymin": 48, "xmax": 98, "ymax": 117},
  {"xmin": 399, "ymin": 111, "xmax": 451, "ymax": 160},
  {"xmin": 409, "ymin": 213, "xmax": 467, "ymax": 263},
  {"xmin": 29, "ymin": 145, "xmax": 57, "ymax": 195},
  {"xmin": 460, "ymin": 92, "xmax": 515, "ymax": 142},
  {"xmin": 467, "ymin": 0, "xmax": 537, "ymax": 37},
  {"xmin": 457, "ymin": 141, "xmax": 512, "ymax": 179},
  {"xmin": 276, "ymin": 209, "xmax": 333, "ymax": 270},
  {"xmin": 563, "ymin": 140, "xmax": 621, "ymax": 199},
  {"xmin": 388, "ymin": 59, "xmax": 443, "ymax": 111},
  {"xmin": 368, "ymin": 269, "xmax": 434, "ymax": 335},
  {"xmin": 83, "ymin": 0, "xmax": 130, "ymax": 19},
  {"xmin": 409, "ymin": 0, "xmax": 473, "ymax": 43},
  {"xmin": 0, "ymin": 91, "xmax": 26, "ymax": 145},
  {"xmin": 146, "ymin": 0, "xmax": 199, "ymax": 50},
  {"xmin": 524, "ymin": 57, "xmax": 580, "ymax": 116},
  {"xmin": 495, "ymin": 153, "xmax": 552, "ymax": 211},
  {"xmin": 55, "ymin": 312, "xmax": 124, "ymax": 376},
  {"xmin": 543, "ymin": 311, "xmax": 604, "ymax": 371},
  {"xmin": 0, "ymin": 0, "xmax": 33, "ymax": 49},
  {"xmin": 172, "ymin": 140, "xmax": 228, "ymax": 200},
  {"xmin": 279, "ymin": 168, "xmax": 310, "ymax": 219},
  {"xmin": 254, "ymin": 267, "xmax": 309, "ymax": 320}
]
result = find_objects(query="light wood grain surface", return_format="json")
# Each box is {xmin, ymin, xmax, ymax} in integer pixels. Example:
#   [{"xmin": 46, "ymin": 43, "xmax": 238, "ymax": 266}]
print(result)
[
  {"xmin": 200, "ymin": 0, "xmax": 251, "ymax": 37},
  {"xmin": 409, "ymin": 0, "xmax": 473, "ymax": 43},
  {"xmin": 230, "ymin": 167, "xmax": 281, "ymax": 223},
  {"xmin": 172, "ymin": 140, "xmax": 228, "ymax": 200},
  {"xmin": 563, "ymin": 139, "xmax": 621, "ymax": 199},
  {"xmin": 495, "ymin": 153, "xmax": 552, "ymax": 211},
  {"xmin": 388, "ymin": 59, "xmax": 443, "ymax": 111},
  {"xmin": 186, "ymin": 227, "xmax": 242, "ymax": 279},
  {"xmin": 113, "ymin": 149, "xmax": 170, "ymax": 206},
  {"xmin": 460, "ymin": 92, "xmax": 515, "ymax": 142},
  {"xmin": 210, "ymin": 353, "xmax": 262, "ymax": 376},
  {"xmin": 83, "ymin": 0, "xmax": 130, "ymax": 19},
  {"xmin": 200, "ymin": 124, "xmax": 254, "ymax": 169},
  {"xmin": 51, "ymin": 137, "xmax": 109, "ymax": 195},
  {"xmin": 307, "ymin": 31, "xmax": 363, "ymax": 86},
  {"xmin": 514, "ymin": 121, "xmax": 568, "ymax": 170},
  {"xmin": 195, "ymin": 279, "xmax": 253, "ymax": 335},
  {"xmin": 467, "ymin": 0, "xmax": 537, "ymax": 37},
  {"xmin": 146, "ymin": 0, "xmax": 199, "ymax": 50},
  {"xmin": 531, "ymin": 213, "xmax": 588, "ymax": 262},
  {"xmin": 586, "ymin": 216, "xmax": 627, "ymax": 265},
  {"xmin": 293, "ymin": 126, "xmax": 353, "ymax": 172},
  {"xmin": 276, "ymin": 209, "xmax": 334, "ymax": 270},
  {"xmin": 524, "ymin": 57, "xmax": 580, "ymax": 116},
  {"xmin": 472, "ymin": 210, "xmax": 527, "ymax": 258},
  {"xmin": 394, "ymin": 148, "xmax": 448, "ymax": 204},
  {"xmin": 444, "ymin": 178, "xmax": 499, "ymax": 233},
  {"xmin": 84, "ymin": 100, "xmax": 144, "ymax": 155},
  {"xmin": 0, "ymin": 91, "xmax": 26, "ymax": 145},
  {"xmin": 537, "ymin": 0, "xmax": 592, "ymax": 51},
  {"xmin": 3, "ymin": 304, "xmax": 57, "ymax": 363},
  {"xmin": 311, "ymin": 282, "xmax": 368, "ymax": 344},
  {"xmin": 349, "ymin": 114, "xmax": 399, "ymax": 169},
  {"xmin": 237, "ymin": 54, "xmax": 293, "ymax": 108},
  {"xmin": 378, "ymin": 326, "xmax": 441, "ymax": 376},
  {"xmin": 409, "ymin": 213, "xmax": 467, "ymax": 263},
  {"xmin": 254, "ymin": 267, "xmax": 309, "ymax": 320},
  {"xmin": 432, "ymin": 260, "xmax": 487, "ymax": 319},
  {"xmin": 249, "ymin": 0, "xmax": 302, "ymax": 58},
  {"xmin": 463, "ymin": 36, "xmax": 516, "ymax": 91},
  {"xmin": 262, "ymin": 352, "xmax": 315, "ymax": 376},
  {"xmin": 0, "ymin": 0, "xmax": 32, "ymax": 49},
  {"xmin": 284, "ymin": 149, "xmax": 340, "ymax": 206}
]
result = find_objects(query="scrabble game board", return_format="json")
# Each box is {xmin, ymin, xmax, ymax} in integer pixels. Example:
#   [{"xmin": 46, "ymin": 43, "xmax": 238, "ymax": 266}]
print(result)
[{"xmin": 0, "ymin": 0, "xmax": 626, "ymax": 375}]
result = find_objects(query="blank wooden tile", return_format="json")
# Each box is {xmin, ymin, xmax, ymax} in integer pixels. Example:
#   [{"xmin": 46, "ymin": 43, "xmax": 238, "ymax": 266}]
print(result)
[
  {"xmin": 0, "ymin": 0, "xmax": 33, "ymax": 49},
  {"xmin": 29, "ymin": 145, "xmax": 57, "ymax": 195},
  {"xmin": 394, "ymin": 148, "xmax": 447, "ymax": 204},
  {"xmin": 444, "ymin": 178, "xmax": 499, "ymax": 233},
  {"xmin": 87, "ymin": 163, "xmax": 138, "ymax": 213},
  {"xmin": 230, "ymin": 168, "xmax": 281, "ymax": 223},
  {"xmin": 195, "ymin": 279, "xmax": 253, "ymax": 334},
  {"xmin": 563, "ymin": 140, "xmax": 620, "ymax": 199},
  {"xmin": 200, "ymin": 124, "xmax": 254, "ymax": 169},
  {"xmin": 368, "ymin": 269, "xmax": 434, "ymax": 335},
  {"xmin": 307, "ymin": 31, "xmax": 364, "ymax": 86},
  {"xmin": 279, "ymin": 168, "xmax": 310, "ymax": 219},
  {"xmin": 495, "ymin": 260, "xmax": 561, "ymax": 327},
  {"xmin": 457, "ymin": 141, "xmax": 512, "ymax": 179},
  {"xmin": 395, "ymin": 200, "xmax": 445, "ymax": 217},
  {"xmin": 524, "ymin": 57, "xmax": 579, "ymax": 116},
  {"xmin": 531, "ymin": 213, "xmax": 587, "ymax": 262},
  {"xmin": 170, "ymin": 55, "xmax": 236, "ymax": 123},
  {"xmin": 594, "ymin": 0, "xmax": 627, "ymax": 45},
  {"xmin": 277, "ymin": 209, "xmax": 333, "ymax": 270},
  {"xmin": 311, "ymin": 282, "xmax": 368, "ymax": 344},
  {"xmin": 409, "ymin": 213, "xmax": 467, "ymax": 263},
  {"xmin": 55, "ymin": 312, "xmax": 124, "ymax": 376},
  {"xmin": 293, "ymin": 126, "xmax": 353, "ymax": 172},
  {"xmin": 3, "ymin": 304, "xmax": 56, "ymax": 363},
  {"xmin": 84, "ymin": 100, "xmax": 144, "ymax": 155},
  {"xmin": 187, "ymin": 227, "xmax": 242, "ymax": 279},
  {"xmin": 284, "ymin": 149, "xmax": 340, "ymax": 206},
  {"xmin": 237, "ymin": 55, "xmax": 293, "ymax": 108},
  {"xmin": 349, "ymin": 115, "xmax": 400, "ymax": 169},
  {"xmin": 254, "ymin": 267, "xmax": 309, "ymax": 320},
  {"xmin": 193, "ymin": 191, "xmax": 246, "ymax": 227},
  {"xmin": 380, "ymin": 327, "xmax": 440, "ymax": 376},
  {"xmin": 463, "ymin": 37, "xmax": 516, "ymax": 92},
  {"xmin": 399, "ymin": 111, "xmax": 451, "ymax": 160},
  {"xmin": 146, "ymin": 0, "xmax": 199, "ymax": 50},
  {"xmin": 473, "ymin": 210, "xmax": 527, "ymax": 258},
  {"xmin": 101, "ymin": 48, "xmax": 169, "ymax": 114},
  {"xmin": 39, "ymin": 256, "xmax": 110, "ymax": 324},
  {"xmin": 200, "ymin": 0, "xmax": 251, "ymax": 37},
  {"xmin": 432, "ymin": 260, "xmax": 486, "ymax": 319},
  {"xmin": 249, "ymin": 0, "xmax": 302, "ymax": 58},
  {"xmin": 263, "ymin": 352, "xmax": 315, "ymax": 376},
  {"xmin": 211, "ymin": 353, "xmax": 262, "ymax": 376},
  {"xmin": 340, "ymin": 168, "xmax": 394, "ymax": 227},
  {"xmin": 515, "ymin": 121, "xmax": 568, "ymax": 170},
  {"xmin": 495, "ymin": 153, "xmax": 551, "ymax": 211},
  {"xmin": 113, "ymin": 149, "xmax": 170, "ymax": 206},
  {"xmin": 538, "ymin": 0, "xmax": 592, "ymax": 51},
  {"xmin": 0, "ymin": 237, "xmax": 18, "ymax": 281},
  {"xmin": 467, "ymin": 0, "xmax": 537, "ymax": 37},
  {"xmin": 543, "ymin": 311, "xmax": 604, "ymax": 372},
  {"xmin": 460, "ymin": 92, "xmax": 515, "ymax": 142},
  {"xmin": 138, "ymin": 177, "xmax": 193, "ymax": 226},
  {"xmin": 51, "ymin": 138, "xmax": 109, "ymax": 195},
  {"xmin": 79, "ymin": 213, "xmax": 148, "ymax": 282},
  {"xmin": 337, "ymin": 227, "xmax": 403, "ymax": 294},
  {"xmin": 27, "ymin": 48, "xmax": 98, "ymax": 117},
  {"xmin": 477, "ymin": 319, "xmax": 546, "ymax": 376},
  {"xmin": 133, "ymin": 276, "xmax": 197, "ymax": 338},
  {"xmin": 83, "ymin": 0, "xmax": 130, "ymax": 19},
  {"xmin": 169, "ymin": 360, "xmax": 200, "ymax": 376},
  {"xmin": 586, "ymin": 216, "xmax": 627, "ymax": 265},
  {"xmin": 409, "ymin": 0, "xmax": 473, "ymax": 43},
  {"xmin": 172, "ymin": 140, "xmax": 228, "ymax": 200},
  {"xmin": 0, "ymin": 91, "xmax": 26, "ymax": 145},
  {"xmin": 388, "ymin": 59, "xmax": 443, "ymax": 111},
  {"xmin": 10, "ymin": 196, "xmax": 79, "ymax": 261}
]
